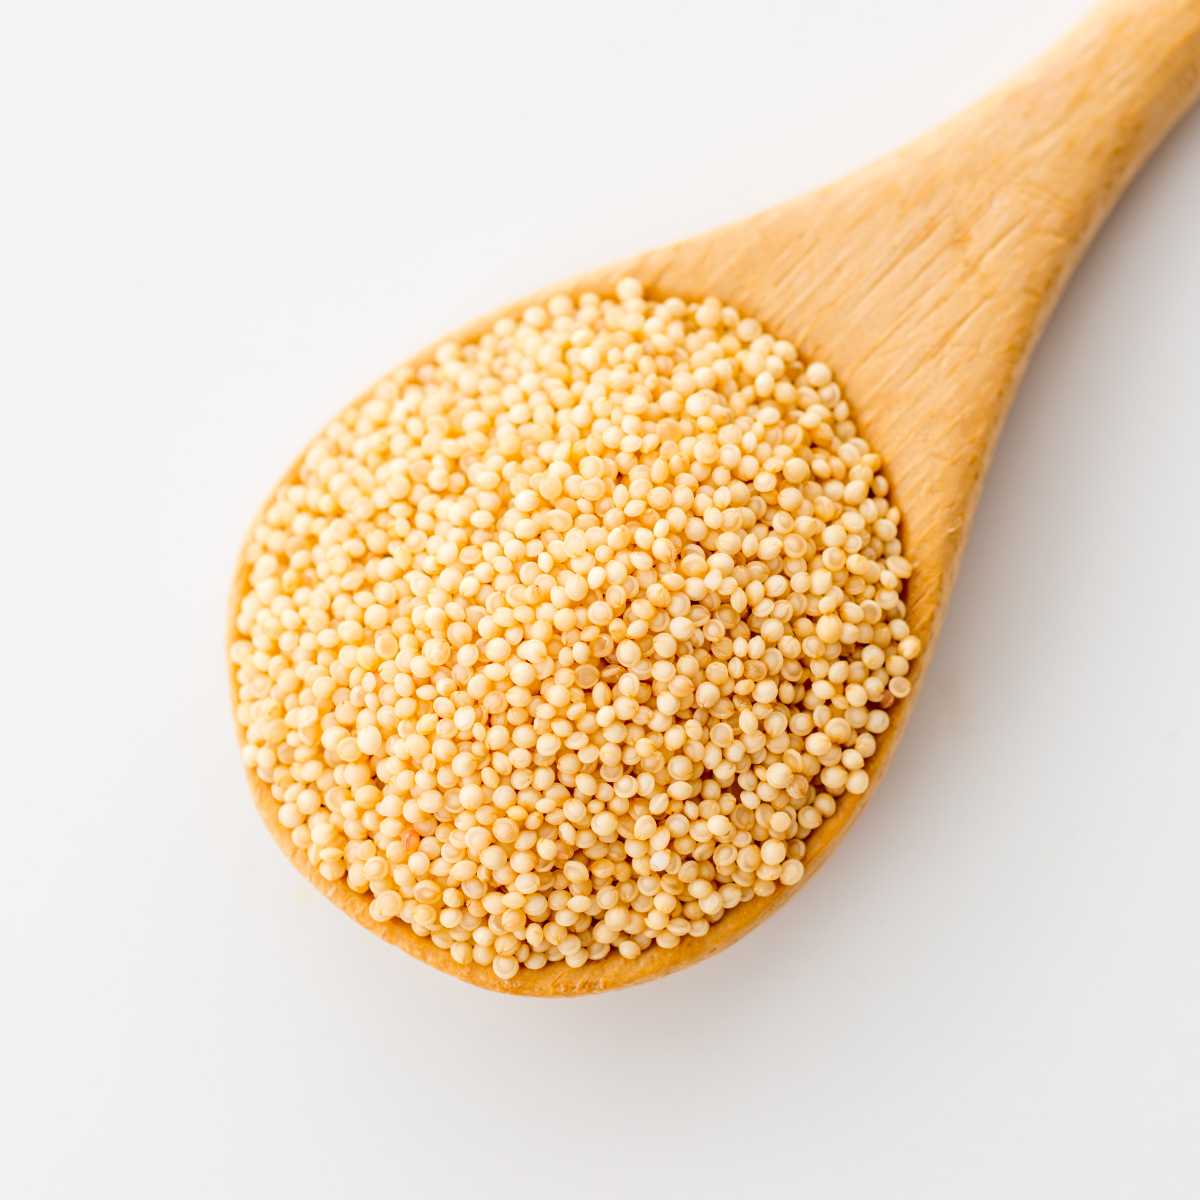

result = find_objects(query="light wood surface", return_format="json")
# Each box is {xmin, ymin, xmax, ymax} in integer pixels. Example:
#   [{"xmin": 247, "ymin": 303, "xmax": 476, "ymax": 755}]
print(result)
[{"xmin": 229, "ymin": 0, "xmax": 1200, "ymax": 995}]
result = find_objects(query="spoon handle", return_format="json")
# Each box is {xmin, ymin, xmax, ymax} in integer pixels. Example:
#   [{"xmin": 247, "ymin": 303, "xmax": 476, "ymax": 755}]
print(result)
[
  {"xmin": 846, "ymin": 0, "xmax": 1200, "ymax": 520},
  {"xmin": 966, "ymin": 0, "xmax": 1200, "ymax": 268},
  {"xmin": 634, "ymin": 0, "xmax": 1200, "ymax": 642}
]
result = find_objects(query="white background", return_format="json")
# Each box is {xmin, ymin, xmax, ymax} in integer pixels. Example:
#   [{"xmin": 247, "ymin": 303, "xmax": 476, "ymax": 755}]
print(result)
[{"xmin": 3, "ymin": 1, "xmax": 1198, "ymax": 1196}]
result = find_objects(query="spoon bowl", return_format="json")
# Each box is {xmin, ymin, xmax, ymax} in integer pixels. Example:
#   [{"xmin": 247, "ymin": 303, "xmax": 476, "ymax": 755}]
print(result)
[{"xmin": 230, "ymin": 0, "xmax": 1200, "ymax": 994}]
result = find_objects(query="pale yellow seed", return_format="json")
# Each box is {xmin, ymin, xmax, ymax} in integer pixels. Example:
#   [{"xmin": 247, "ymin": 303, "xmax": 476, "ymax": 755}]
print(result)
[{"xmin": 781, "ymin": 860, "xmax": 806, "ymax": 886}]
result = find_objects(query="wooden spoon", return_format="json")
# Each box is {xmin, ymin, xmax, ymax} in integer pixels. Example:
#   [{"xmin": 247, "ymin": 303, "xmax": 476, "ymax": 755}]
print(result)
[{"xmin": 230, "ymin": 0, "xmax": 1200, "ymax": 995}]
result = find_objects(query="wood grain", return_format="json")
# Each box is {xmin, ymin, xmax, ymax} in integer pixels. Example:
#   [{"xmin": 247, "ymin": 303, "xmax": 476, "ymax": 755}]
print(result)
[{"xmin": 229, "ymin": 0, "xmax": 1200, "ymax": 995}]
